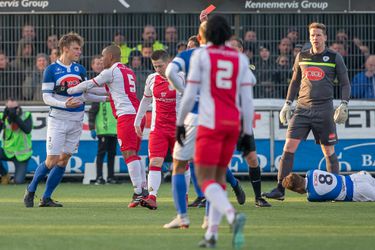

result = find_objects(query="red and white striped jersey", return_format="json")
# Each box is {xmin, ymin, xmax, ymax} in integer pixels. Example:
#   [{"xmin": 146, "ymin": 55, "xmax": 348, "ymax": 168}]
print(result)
[
  {"xmin": 144, "ymin": 72, "xmax": 182, "ymax": 132},
  {"xmin": 186, "ymin": 45, "xmax": 256, "ymax": 131},
  {"xmin": 92, "ymin": 62, "xmax": 140, "ymax": 118}
]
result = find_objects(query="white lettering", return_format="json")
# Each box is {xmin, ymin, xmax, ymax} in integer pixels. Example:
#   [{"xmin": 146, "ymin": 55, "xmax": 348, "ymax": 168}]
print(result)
[
  {"xmin": 67, "ymin": 156, "xmax": 83, "ymax": 173},
  {"xmin": 362, "ymin": 154, "xmax": 374, "ymax": 167},
  {"xmin": 245, "ymin": 1, "xmax": 299, "ymax": 9},
  {"xmin": 0, "ymin": 0, "xmax": 19, "ymax": 8},
  {"xmin": 21, "ymin": 0, "xmax": 49, "ymax": 9},
  {"xmin": 301, "ymin": 1, "xmax": 328, "ymax": 10},
  {"xmin": 258, "ymin": 154, "xmax": 268, "ymax": 169}
]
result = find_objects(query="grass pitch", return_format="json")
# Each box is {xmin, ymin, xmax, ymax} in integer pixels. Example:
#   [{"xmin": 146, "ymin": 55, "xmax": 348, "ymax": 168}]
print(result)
[{"xmin": 0, "ymin": 181, "xmax": 375, "ymax": 250}]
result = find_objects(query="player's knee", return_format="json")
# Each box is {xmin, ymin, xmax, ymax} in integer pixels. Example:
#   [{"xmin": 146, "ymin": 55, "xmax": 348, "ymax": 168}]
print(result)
[
  {"xmin": 149, "ymin": 157, "xmax": 163, "ymax": 167},
  {"xmin": 246, "ymin": 152, "xmax": 258, "ymax": 167},
  {"xmin": 172, "ymin": 163, "xmax": 186, "ymax": 175},
  {"xmin": 283, "ymin": 139, "xmax": 299, "ymax": 153},
  {"xmin": 122, "ymin": 150, "xmax": 136, "ymax": 160},
  {"xmin": 45, "ymin": 156, "xmax": 59, "ymax": 168}
]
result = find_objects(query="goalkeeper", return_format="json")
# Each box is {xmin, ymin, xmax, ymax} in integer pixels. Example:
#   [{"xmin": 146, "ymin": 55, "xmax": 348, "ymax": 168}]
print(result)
[{"xmin": 263, "ymin": 22, "xmax": 350, "ymax": 201}]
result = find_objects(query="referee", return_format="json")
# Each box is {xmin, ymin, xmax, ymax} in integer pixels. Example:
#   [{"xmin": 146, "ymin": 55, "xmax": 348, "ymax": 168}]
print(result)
[{"xmin": 263, "ymin": 22, "xmax": 351, "ymax": 200}]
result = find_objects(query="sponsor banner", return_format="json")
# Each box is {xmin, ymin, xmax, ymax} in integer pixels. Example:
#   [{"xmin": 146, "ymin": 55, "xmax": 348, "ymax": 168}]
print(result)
[
  {"xmin": 0, "ymin": 0, "xmax": 367, "ymax": 14},
  {"xmin": 274, "ymin": 139, "xmax": 375, "ymax": 173}
]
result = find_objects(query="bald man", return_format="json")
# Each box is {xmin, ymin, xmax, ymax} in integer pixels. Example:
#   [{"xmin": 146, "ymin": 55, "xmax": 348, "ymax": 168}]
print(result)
[
  {"xmin": 351, "ymin": 55, "xmax": 375, "ymax": 99},
  {"xmin": 68, "ymin": 45, "xmax": 148, "ymax": 207}
]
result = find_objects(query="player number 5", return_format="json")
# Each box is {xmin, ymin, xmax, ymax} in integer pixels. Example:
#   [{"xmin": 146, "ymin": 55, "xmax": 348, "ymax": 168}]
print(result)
[
  {"xmin": 216, "ymin": 60, "xmax": 233, "ymax": 89},
  {"xmin": 128, "ymin": 74, "xmax": 136, "ymax": 93}
]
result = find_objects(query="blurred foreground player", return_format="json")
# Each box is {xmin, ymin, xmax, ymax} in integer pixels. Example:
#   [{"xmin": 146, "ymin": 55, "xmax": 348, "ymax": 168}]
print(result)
[{"xmin": 176, "ymin": 15, "xmax": 254, "ymax": 249}]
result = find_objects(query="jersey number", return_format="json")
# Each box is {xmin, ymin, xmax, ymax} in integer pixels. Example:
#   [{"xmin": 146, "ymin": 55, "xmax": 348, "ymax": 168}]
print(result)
[
  {"xmin": 216, "ymin": 60, "xmax": 233, "ymax": 89},
  {"xmin": 127, "ymin": 74, "xmax": 136, "ymax": 93},
  {"xmin": 318, "ymin": 174, "xmax": 333, "ymax": 185}
]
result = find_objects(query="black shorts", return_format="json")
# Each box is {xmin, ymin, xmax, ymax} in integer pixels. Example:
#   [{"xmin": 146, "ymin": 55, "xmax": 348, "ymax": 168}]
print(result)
[{"xmin": 287, "ymin": 107, "xmax": 337, "ymax": 145}]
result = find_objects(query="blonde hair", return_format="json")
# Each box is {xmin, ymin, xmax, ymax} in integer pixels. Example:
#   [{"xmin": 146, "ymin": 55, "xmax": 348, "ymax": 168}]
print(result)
[{"xmin": 309, "ymin": 22, "xmax": 327, "ymax": 35}]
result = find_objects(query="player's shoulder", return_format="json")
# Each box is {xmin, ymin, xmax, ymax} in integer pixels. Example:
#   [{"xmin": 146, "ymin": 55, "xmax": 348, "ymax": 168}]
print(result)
[
  {"xmin": 177, "ymin": 48, "xmax": 195, "ymax": 59},
  {"xmin": 146, "ymin": 72, "xmax": 158, "ymax": 84}
]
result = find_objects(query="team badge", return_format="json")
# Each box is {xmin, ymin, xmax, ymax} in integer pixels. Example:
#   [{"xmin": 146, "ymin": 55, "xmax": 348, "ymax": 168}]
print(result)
[
  {"xmin": 323, "ymin": 56, "xmax": 329, "ymax": 62},
  {"xmin": 74, "ymin": 66, "xmax": 79, "ymax": 72}
]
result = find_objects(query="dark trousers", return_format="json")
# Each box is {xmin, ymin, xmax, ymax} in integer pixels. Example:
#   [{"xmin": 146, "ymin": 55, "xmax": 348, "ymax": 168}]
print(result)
[
  {"xmin": 0, "ymin": 147, "xmax": 29, "ymax": 184},
  {"xmin": 96, "ymin": 135, "xmax": 117, "ymax": 179}
]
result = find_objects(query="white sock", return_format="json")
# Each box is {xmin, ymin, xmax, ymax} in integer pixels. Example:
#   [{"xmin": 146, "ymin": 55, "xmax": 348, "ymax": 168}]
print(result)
[
  {"xmin": 148, "ymin": 168, "xmax": 161, "ymax": 197},
  {"xmin": 140, "ymin": 164, "xmax": 147, "ymax": 189},
  {"xmin": 184, "ymin": 166, "xmax": 191, "ymax": 195},
  {"xmin": 127, "ymin": 160, "xmax": 142, "ymax": 194},
  {"xmin": 204, "ymin": 183, "xmax": 235, "ymax": 225},
  {"xmin": 205, "ymin": 203, "xmax": 222, "ymax": 240}
]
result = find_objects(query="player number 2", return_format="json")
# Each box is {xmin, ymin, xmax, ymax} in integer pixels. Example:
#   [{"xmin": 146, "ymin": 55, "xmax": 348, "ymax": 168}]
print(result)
[
  {"xmin": 128, "ymin": 74, "xmax": 136, "ymax": 93},
  {"xmin": 318, "ymin": 174, "xmax": 333, "ymax": 185},
  {"xmin": 216, "ymin": 60, "xmax": 233, "ymax": 89}
]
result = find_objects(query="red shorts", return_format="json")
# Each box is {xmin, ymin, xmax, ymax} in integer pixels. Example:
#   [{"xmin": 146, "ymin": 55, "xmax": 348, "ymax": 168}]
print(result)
[
  {"xmin": 195, "ymin": 125, "xmax": 240, "ymax": 167},
  {"xmin": 117, "ymin": 114, "xmax": 145, "ymax": 152},
  {"xmin": 148, "ymin": 130, "xmax": 175, "ymax": 159}
]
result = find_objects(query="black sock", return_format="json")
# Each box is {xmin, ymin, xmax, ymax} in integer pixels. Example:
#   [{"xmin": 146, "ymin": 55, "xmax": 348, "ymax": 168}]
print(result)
[
  {"xmin": 326, "ymin": 153, "xmax": 339, "ymax": 174},
  {"xmin": 277, "ymin": 151, "xmax": 295, "ymax": 192},
  {"xmin": 249, "ymin": 166, "xmax": 261, "ymax": 198}
]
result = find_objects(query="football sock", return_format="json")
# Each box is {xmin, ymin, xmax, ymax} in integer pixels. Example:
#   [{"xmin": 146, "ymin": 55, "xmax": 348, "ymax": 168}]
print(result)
[
  {"xmin": 28, "ymin": 161, "xmax": 50, "ymax": 192},
  {"xmin": 277, "ymin": 151, "xmax": 295, "ymax": 191},
  {"xmin": 184, "ymin": 164, "xmax": 191, "ymax": 194},
  {"xmin": 148, "ymin": 166, "xmax": 161, "ymax": 197},
  {"xmin": 42, "ymin": 166, "xmax": 66, "ymax": 199},
  {"xmin": 205, "ymin": 205, "xmax": 222, "ymax": 241},
  {"xmin": 249, "ymin": 166, "xmax": 262, "ymax": 198},
  {"xmin": 190, "ymin": 162, "xmax": 204, "ymax": 198},
  {"xmin": 202, "ymin": 181, "xmax": 235, "ymax": 225},
  {"xmin": 326, "ymin": 153, "xmax": 339, "ymax": 174},
  {"xmin": 172, "ymin": 174, "xmax": 187, "ymax": 215},
  {"xmin": 140, "ymin": 163, "xmax": 147, "ymax": 189},
  {"xmin": 226, "ymin": 168, "xmax": 238, "ymax": 188},
  {"xmin": 126, "ymin": 157, "xmax": 143, "ymax": 194}
]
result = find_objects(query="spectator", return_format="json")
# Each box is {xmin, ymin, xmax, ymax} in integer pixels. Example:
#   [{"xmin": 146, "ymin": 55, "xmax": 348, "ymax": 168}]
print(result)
[
  {"xmin": 22, "ymin": 53, "xmax": 49, "ymax": 101},
  {"xmin": 176, "ymin": 42, "xmax": 187, "ymax": 54},
  {"xmin": 243, "ymin": 30, "xmax": 258, "ymax": 59},
  {"xmin": 278, "ymin": 37, "xmax": 293, "ymax": 58},
  {"xmin": 113, "ymin": 32, "xmax": 133, "ymax": 65},
  {"xmin": 89, "ymin": 55, "xmax": 103, "ymax": 79},
  {"xmin": 128, "ymin": 50, "xmax": 152, "ymax": 100},
  {"xmin": 0, "ymin": 98, "xmax": 33, "ymax": 184},
  {"xmin": 141, "ymin": 42, "xmax": 154, "ymax": 70},
  {"xmin": 46, "ymin": 34, "xmax": 58, "ymax": 53},
  {"xmin": 187, "ymin": 35, "xmax": 199, "ymax": 49},
  {"xmin": 287, "ymin": 27, "xmax": 299, "ymax": 46},
  {"xmin": 10, "ymin": 38, "xmax": 35, "ymax": 99},
  {"xmin": 49, "ymin": 48, "xmax": 59, "ymax": 63},
  {"xmin": 273, "ymin": 55, "xmax": 292, "ymax": 98},
  {"xmin": 291, "ymin": 44, "xmax": 304, "ymax": 65},
  {"xmin": 351, "ymin": 55, "xmax": 375, "ymax": 99},
  {"xmin": 255, "ymin": 45, "xmax": 276, "ymax": 98},
  {"xmin": 137, "ymin": 25, "xmax": 165, "ymax": 52},
  {"xmin": 164, "ymin": 26, "xmax": 178, "ymax": 56},
  {"xmin": 330, "ymin": 41, "xmax": 347, "ymax": 57},
  {"xmin": 88, "ymin": 56, "xmax": 118, "ymax": 185},
  {"xmin": 0, "ymin": 52, "xmax": 21, "ymax": 101}
]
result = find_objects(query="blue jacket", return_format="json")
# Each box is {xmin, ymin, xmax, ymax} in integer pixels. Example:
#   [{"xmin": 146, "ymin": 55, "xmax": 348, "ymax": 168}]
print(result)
[{"xmin": 351, "ymin": 72, "xmax": 375, "ymax": 99}]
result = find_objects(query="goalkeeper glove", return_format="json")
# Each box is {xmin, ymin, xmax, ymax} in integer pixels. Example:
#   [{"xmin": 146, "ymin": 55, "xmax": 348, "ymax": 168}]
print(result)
[
  {"xmin": 334, "ymin": 101, "xmax": 348, "ymax": 124},
  {"xmin": 279, "ymin": 100, "xmax": 292, "ymax": 126}
]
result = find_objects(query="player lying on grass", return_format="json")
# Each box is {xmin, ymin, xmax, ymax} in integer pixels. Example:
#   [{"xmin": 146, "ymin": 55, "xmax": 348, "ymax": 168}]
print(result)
[{"xmin": 282, "ymin": 169, "xmax": 375, "ymax": 202}]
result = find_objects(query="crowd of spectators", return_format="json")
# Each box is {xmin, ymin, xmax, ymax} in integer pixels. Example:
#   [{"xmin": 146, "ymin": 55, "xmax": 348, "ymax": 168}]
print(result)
[{"xmin": 0, "ymin": 23, "xmax": 374, "ymax": 102}]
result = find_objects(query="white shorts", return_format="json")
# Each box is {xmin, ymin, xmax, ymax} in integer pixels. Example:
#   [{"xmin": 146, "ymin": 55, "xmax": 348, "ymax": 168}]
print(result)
[
  {"xmin": 46, "ymin": 116, "xmax": 83, "ymax": 155},
  {"xmin": 352, "ymin": 171, "xmax": 375, "ymax": 202},
  {"xmin": 173, "ymin": 113, "xmax": 198, "ymax": 161}
]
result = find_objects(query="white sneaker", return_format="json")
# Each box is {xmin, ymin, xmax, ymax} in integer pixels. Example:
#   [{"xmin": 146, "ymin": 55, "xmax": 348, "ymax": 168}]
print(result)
[
  {"xmin": 163, "ymin": 215, "xmax": 190, "ymax": 229},
  {"xmin": 201, "ymin": 215, "xmax": 208, "ymax": 229}
]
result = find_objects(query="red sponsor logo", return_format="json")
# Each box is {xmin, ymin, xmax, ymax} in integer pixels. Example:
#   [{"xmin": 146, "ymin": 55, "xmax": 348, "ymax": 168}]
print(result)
[
  {"xmin": 304, "ymin": 67, "xmax": 325, "ymax": 81},
  {"xmin": 61, "ymin": 76, "xmax": 80, "ymax": 88},
  {"xmin": 329, "ymin": 133, "xmax": 336, "ymax": 140}
]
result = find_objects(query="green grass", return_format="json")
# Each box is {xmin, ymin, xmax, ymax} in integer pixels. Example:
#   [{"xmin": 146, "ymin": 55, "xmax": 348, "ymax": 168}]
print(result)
[{"xmin": 0, "ymin": 181, "xmax": 375, "ymax": 250}]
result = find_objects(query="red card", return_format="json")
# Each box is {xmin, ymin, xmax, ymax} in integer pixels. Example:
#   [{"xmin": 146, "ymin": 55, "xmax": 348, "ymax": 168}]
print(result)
[{"xmin": 204, "ymin": 4, "xmax": 216, "ymax": 14}]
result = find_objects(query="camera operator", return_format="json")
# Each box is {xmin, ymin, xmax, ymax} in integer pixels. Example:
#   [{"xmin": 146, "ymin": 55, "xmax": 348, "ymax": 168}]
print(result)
[{"xmin": 0, "ymin": 98, "xmax": 33, "ymax": 184}]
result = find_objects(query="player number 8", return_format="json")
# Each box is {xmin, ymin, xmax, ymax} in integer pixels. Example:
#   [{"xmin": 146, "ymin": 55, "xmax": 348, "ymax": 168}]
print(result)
[
  {"xmin": 216, "ymin": 60, "xmax": 233, "ymax": 89},
  {"xmin": 318, "ymin": 174, "xmax": 333, "ymax": 185}
]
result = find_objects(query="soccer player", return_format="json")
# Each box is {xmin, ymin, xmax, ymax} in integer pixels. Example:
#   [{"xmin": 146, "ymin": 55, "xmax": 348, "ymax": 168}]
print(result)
[
  {"xmin": 263, "ymin": 22, "xmax": 351, "ymax": 201},
  {"xmin": 283, "ymin": 170, "xmax": 375, "ymax": 202},
  {"xmin": 23, "ymin": 32, "xmax": 107, "ymax": 207},
  {"xmin": 229, "ymin": 37, "xmax": 271, "ymax": 208},
  {"xmin": 176, "ymin": 15, "xmax": 254, "ymax": 248},
  {"xmin": 134, "ymin": 50, "xmax": 182, "ymax": 211},
  {"xmin": 67, "ymin": 45, "xmax": 147, "ymax": 208}
]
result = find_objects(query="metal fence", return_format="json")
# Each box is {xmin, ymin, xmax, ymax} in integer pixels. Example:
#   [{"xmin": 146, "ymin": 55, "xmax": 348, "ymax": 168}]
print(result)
[{"xmin": 0, "ymin": 13, "xmax": 374, "ymax": 103}]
